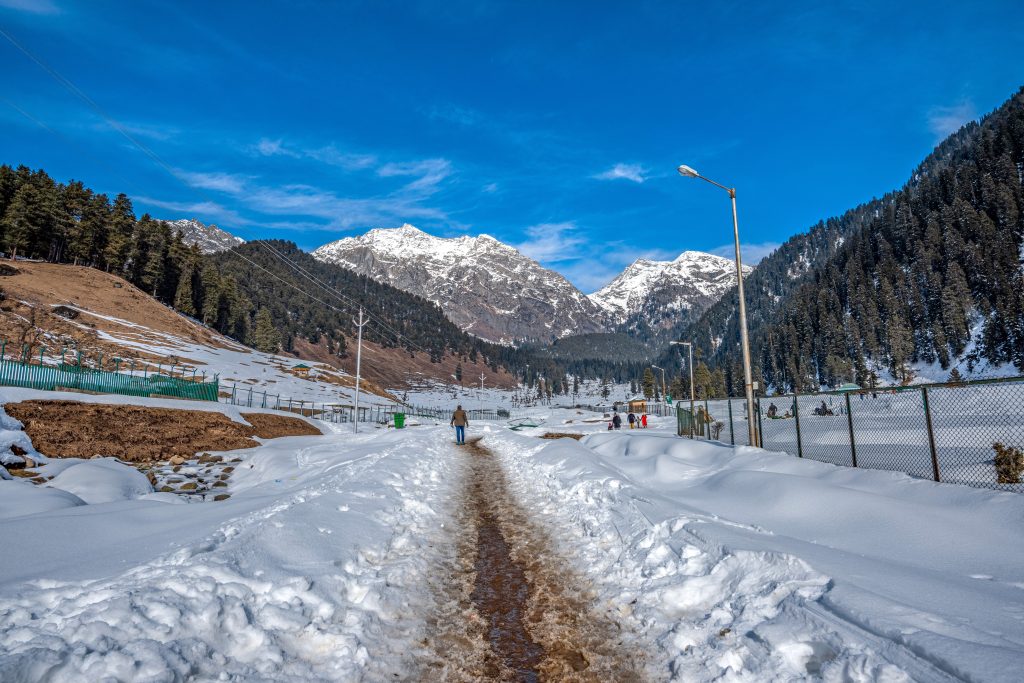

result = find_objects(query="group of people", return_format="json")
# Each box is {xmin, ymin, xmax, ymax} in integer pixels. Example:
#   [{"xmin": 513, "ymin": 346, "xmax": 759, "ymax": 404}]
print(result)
[
  {"xmin": 765, "ymin": 400, "xmax": 835, "ymax": 419},
  {"xmin": 608, "ymin": 409, "xmax": 648, "ymax": 430}
]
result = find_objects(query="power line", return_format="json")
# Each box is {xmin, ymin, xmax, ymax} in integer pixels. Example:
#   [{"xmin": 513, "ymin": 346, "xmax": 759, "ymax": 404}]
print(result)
[{"xmin": 1, "ymin": 24, "xmax": 497, "ymax": 397}]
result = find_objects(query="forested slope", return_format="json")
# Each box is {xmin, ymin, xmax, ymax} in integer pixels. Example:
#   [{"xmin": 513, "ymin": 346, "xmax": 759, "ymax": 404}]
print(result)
[{"xmin": 671, "ymin": 86, "xmax": 1024, "ymax": 391}]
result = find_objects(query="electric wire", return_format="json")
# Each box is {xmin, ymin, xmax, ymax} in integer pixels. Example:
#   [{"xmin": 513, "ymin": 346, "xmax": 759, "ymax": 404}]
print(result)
[{"xmin": 2, "ymin": 24, "xmax": 507, "ymax": 394}]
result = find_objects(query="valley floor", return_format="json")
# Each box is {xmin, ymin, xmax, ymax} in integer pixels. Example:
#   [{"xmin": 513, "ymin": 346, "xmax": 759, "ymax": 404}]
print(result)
[{"xmin": 0, "ymin": 396, "xmax": 1022, "ymax": 681}]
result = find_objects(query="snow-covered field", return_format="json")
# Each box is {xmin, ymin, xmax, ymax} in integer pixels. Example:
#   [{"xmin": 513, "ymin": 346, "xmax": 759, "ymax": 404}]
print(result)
[{"xmin": 1, "ymin": 396, "xmax": 1022, "ymax": 681}]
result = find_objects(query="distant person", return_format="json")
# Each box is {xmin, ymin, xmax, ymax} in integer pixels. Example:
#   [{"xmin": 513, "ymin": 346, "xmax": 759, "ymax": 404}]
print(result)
[
  {"xmin": 767, "ymin": 403, "xmax": 778, "ymax": 418},
  {"xmin": 450, "ymin": 404, "xmax": 468, "ymax": 445},
  {"xmin": 612, "ymin": 412, "xmax": 622, "ymax": 430},
  {"xmin": 627, "ymin": 412, "xmax": 636, "ymax": 429},
  {"xmin": 640, "ymin": 413, "xmax": 648, "ymax": 428}
]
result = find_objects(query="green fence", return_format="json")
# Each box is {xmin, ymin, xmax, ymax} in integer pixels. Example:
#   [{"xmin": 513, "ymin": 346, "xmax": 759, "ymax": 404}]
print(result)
[{"xmin": 0, "ymin": 357, "xmax": 219, "ymax": 401}]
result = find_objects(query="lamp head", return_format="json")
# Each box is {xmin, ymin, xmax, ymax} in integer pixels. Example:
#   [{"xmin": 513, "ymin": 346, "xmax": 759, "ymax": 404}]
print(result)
[{"xmin": 676, "ymin": 164, "xmax": 700, "ymax": 178}]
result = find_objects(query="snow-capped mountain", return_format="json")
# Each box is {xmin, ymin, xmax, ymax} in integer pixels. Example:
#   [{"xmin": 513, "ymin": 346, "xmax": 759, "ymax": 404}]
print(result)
[
  {"xmin": 162, "ymin": 218, "xmax": 244, "ymax": 253},
  {"xmin": 590, "ymin": 251, "xmax": 753, "ymax": 329},
  {"xmin": 312, "ymin": 224, "xmax": 607, "ymax": 344}
]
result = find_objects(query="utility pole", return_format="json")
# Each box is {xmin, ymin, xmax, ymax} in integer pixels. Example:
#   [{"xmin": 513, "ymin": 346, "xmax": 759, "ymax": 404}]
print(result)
[
  {"xmin": 352, "ymin": 307, "xmax": 366, "ymax": 433},
  {"xmin": 479, "ymin": 373, "xmax": 485, "ymax": 410}
]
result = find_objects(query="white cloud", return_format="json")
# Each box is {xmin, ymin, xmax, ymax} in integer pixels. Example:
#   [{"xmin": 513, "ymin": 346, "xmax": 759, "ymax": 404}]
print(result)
[
  {"xmin": 927, "ymin": 101, "xmax": 977, "ymax": 141},
  {"xmin": 136, "ymin": 197, "xmax": 252, "ymax": 227},
  {"xmin": 594, "ymin": 163, "xmax": 647, "ymax": 183},
  {"xmin": 377, "ymin": 158, "xmax": 453, "ymax": 193},
  {"xmin": 482, "ymin": 182, "xmax": 499, "ymax": 194},
  {"xmin": 708, "ymin": 241, "xmax": 780, "ymax": 265},
  {"xmin": 254, "ymin": 138, "xmax": 377, "ymax": 170},
  {"xmin": 515, "ymin": 222, "xmax": 586, "ymax": 263},
  {"xmin": 177, "ymin": 170, "xmax": 251, "ymax": 194},
  {"xmin": 0, "ymin": 0, "xmax": 60, "ymax": 13},
  {"xmin": 255, "ymin": 138, "xmax": 298, "ymax": 158},
  {"xmin": 159, "ymin": 155, "xmax": 455, "ymax": 231}
]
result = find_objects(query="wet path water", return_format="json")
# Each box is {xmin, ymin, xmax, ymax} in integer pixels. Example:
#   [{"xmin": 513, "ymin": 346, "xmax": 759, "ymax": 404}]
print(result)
[
  {"xmin": 469, "ymin": 464, "xmax": 545, "ymax": 679},
  {"xmin": 421, "ymin": 436, "xmax": 646, "ymax": 682}
]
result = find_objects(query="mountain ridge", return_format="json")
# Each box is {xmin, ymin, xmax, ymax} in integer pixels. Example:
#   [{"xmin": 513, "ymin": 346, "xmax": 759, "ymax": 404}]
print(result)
[{"xmin": 312, "ymin": 224, "xmax": 608, "ymax": 344}]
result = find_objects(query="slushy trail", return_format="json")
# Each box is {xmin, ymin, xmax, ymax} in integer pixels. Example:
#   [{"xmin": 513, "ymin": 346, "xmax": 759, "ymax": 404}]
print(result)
[{"xmin": 445, "ymin": 436, "xmax": 646, "ymax": 682}]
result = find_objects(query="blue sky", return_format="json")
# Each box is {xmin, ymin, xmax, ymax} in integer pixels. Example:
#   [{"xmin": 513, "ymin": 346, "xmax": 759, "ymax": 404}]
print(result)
[{"xmin": 1, "ymin": 1, "xmax": 1023, "ymax": 292}]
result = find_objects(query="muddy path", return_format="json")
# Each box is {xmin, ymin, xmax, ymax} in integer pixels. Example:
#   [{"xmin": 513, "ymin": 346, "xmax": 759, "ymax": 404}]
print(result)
[{"xmin": 421, "ymin": 437, "xmax": 646, "ymax": 681}]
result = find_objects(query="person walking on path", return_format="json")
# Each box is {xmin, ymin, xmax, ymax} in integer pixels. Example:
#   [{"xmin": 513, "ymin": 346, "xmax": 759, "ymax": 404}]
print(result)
[
  {"xmin": 612, "ymin": 411, "xmax": 622, "ymax": 430},
  {"xmin": 640, "ymin": 413, "xmax": 648, "ymax": 428},
  {"xmin": 627, "ymin": 412, "xmax": 636, "ymax": 429},
  {"xmin": 451, "ymin": 404, "xmax": 468, "ymax": 445}
]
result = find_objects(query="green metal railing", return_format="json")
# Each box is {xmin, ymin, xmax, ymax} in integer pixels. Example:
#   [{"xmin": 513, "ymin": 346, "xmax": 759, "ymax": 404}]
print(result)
[{"xmin": 0, "ymin": 344, "xmax": 218, "ymax": 402}]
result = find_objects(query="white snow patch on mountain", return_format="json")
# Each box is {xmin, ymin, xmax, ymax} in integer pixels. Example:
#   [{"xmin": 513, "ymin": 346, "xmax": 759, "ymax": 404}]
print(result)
[
  {"xmin": 589, "ymin": 251, "xmax": 752, "ymax": 325},
  {"xmin": 163, "ymin": 218, "xmax": 244, "ymax": 253},
  {"xmin": 312, "ymin": 224, "xmax": 606, "ymax": 344}
]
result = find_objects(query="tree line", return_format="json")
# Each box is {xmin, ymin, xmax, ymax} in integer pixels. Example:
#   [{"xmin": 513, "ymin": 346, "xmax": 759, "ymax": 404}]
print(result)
[
  {"xmin": 0, "ymin": 164, "xmax": 650, "ymax": 384},
  {"xmin": 668, "ymin": 85, "xmax": 1024, "ymax": 392}
]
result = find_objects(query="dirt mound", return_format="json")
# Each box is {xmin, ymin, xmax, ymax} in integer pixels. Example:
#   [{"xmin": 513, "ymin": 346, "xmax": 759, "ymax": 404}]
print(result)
[
  {"xmin": 540, "ymin": 432, "xmax": 584, "ymax": 440},
  {"xmin": 5, "ymin": 400, "xmax": 322, "ymax": 462},
  {"xmin": 240, "ymin": 412, "xmax": 323, "ymax": 438}
]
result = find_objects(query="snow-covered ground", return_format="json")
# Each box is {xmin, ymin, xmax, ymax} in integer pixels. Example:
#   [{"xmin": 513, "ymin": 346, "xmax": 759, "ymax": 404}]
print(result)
[{"xmin": 1, "ymin": 396, "xmax": 1022, "ymax": 681}]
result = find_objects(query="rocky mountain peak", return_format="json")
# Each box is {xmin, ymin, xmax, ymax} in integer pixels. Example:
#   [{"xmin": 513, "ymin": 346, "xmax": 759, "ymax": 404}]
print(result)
[
  {"xmin": 312, "ymin": 225, "xmax": 606, "ymax": 344},
  {"xmin": 162, "ymin": 218, "xmax": 244, "ymax": 254}
]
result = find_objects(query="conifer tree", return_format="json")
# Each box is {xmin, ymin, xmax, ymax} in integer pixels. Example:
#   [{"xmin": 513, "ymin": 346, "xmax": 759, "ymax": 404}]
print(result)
[
  {"xmin": 641, "ymin": 368, "xmax": 655, "ymax": 399},
  {"xmin": 253, "ymin": 307, "xmax": 280, "ymax": 353}
]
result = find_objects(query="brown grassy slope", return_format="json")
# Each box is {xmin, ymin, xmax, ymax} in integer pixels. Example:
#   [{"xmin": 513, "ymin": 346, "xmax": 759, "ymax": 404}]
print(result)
[{"xmin": 5, "ymin": 400, "xmax": 322, "ymax": 461}]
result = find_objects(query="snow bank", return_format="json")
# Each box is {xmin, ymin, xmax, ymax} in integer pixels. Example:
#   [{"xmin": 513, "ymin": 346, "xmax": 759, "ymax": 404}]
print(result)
[
  {"xmin": 0, "ymin": 481, "xmax": 85, "ymax": 520},
  {"xmin": 485, "ymin": 428, "xmax": 1024, "ymax": 681},
  {"xmin": 46, "ymin": 458, "xmax": 153, "ymax": 504},
  {"xmin": 0, "ymin": 426, "xmax": 464, "ymax": 681}
]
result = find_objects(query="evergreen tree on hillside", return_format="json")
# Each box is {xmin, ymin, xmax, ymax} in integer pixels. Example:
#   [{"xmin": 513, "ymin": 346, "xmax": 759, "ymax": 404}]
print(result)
[
  {"xmin": 641, "ymin": 367, "xmax": 655, "ymax": 399},
  {"xmin": 174, "ymin": 258, "xmax": 198, "ymax": 317},
  {"xmin": 253, "ymin": 307, "xmax": 280, "ymax": 353},
  {"xmin": 103, "ymin": 193, "xmax": 135, "ymax": 273}
]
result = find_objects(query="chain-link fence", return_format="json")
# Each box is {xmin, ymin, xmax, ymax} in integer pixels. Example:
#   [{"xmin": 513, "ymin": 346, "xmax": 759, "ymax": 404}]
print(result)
[
  {"xmin": 220, "ymin": 383, "xmax": 514, "ymax": 425},
  {"xmin": 690, "ymin": 377, "xmax": 1024, "ymax": 493}
]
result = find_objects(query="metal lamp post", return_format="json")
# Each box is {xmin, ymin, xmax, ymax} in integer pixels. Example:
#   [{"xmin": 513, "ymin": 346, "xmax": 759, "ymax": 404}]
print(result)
[
  {"xmin": 670, "ymin": 341, "xmax": 696, "ymax": 439},
  {"xmin": 676, "ymin": 164, "xmax": 758, "ymax": 447},
  {"xmin": 651, "ymin": 364, "xmax": 667, "ymax": 403}
]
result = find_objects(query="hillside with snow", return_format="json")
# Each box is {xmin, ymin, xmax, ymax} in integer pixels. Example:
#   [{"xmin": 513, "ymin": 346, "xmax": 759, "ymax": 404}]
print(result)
[
  {"xmin": 312, "ymin": 224, "xmax": 607, "ymax": 344},
  {"xmin": 162, "ymin": 218, "xmax": 244, "ymax": 253},
  {"xmin": 589, "ymin": 251, "xmax": 753, "ymax": 334}
]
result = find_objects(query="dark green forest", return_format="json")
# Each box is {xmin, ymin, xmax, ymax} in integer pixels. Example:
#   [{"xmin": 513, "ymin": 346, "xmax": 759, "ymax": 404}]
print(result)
[
  {"xmin": 660, "ymin": 86, "xmax": 1024, "ymax": 393},
  {"xmin": 0, "ymin": 164, "xmax": 633, "ymax": 388}
]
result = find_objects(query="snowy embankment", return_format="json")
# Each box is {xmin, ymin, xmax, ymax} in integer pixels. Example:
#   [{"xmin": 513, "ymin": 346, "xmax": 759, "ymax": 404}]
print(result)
[
  {"xmin": 0, "ymin": 401, "xmax": 463, "ymax": 681},
  {"xmin": 485, "ymin": 425, "xmax": 1024, "ymax": 681},
  {"xmin": 3, "ymin": 391, "xmax": 1022, "ymax": 681}
]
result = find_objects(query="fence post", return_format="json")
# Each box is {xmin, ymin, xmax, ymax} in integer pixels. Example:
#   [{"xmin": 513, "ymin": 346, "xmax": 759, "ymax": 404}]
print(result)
[
  {"xmin": 727, "ymin": 400, "xmax": 735, "ymax": 444},
  {"xmin": 756, "ymin": 397, "xmax": 764, "ymax": 447},
  {"xmin": 793, "ymin": 392, "xmax": 803, "ymax": 458},
  {"xmin": 922, "ymin": 387, "xmax": 941, "ymax": 482},
  {"xmin": 845, "ymin": 392, "xmax": 857, "ymax": 467}
]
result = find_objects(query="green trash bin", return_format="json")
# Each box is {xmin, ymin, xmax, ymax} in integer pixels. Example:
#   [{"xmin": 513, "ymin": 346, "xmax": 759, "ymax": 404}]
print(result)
[{"xmin": 394, "ymin": 412, "xmax": 406, "ymax": 429}]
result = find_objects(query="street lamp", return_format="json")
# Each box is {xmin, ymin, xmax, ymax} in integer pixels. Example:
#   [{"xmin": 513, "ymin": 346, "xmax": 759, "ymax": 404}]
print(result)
[
  {"xmin": 676, "ymin": 164, "xmax": 758, "ymax": 447},
  {"xmin": 651, "ymin": 364, "xmax": 667, "ymax": 403},
  {"xmin": 670, "ymin": 341, "xmax": 696, "ymax": 439}
]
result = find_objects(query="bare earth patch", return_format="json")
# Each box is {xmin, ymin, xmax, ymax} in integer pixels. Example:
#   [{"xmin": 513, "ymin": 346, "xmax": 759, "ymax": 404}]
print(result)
[
  {"xmin": 421, "ymin": 437, "xmax": 645, "ymax": 681},
  {"xmin": 4, "ymin": 400, "xmax": 322, "ymax": 462},
  {"xmin": 539, "ymin": 432, "xmax": 584, "ymax": 441}
]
